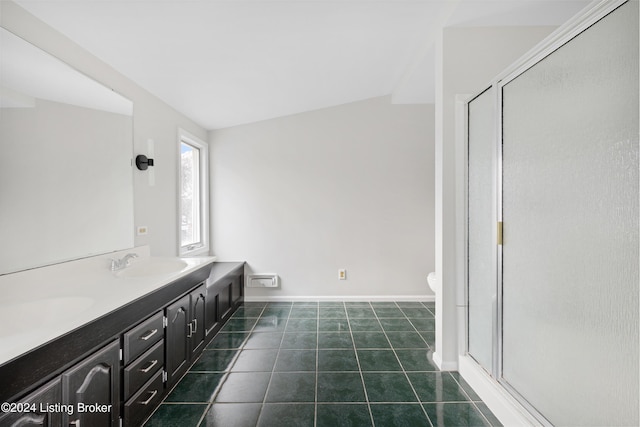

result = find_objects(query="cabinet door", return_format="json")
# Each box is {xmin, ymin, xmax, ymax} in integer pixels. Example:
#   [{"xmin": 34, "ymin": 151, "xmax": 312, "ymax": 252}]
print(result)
[
  {"xmin": 165, "ymin": 294, "xmax": 190, "ymax": 387},
  {"xmin": 0, "ymin": 378, "xmax": 61, "ymax": 427},
  {"xmin": 230, "ymin": 275, "xmax": 242, "ymax": 306},
  {"xmin": 62, "ymin": 340, "xmax": 120, "ymax": 427},
  {"xmin": 189, "ymin": 285, "xmax": 206, "ymax": 358},
  {"xmin": 205, "ymin": 290, "xmax": 219, "ymax": 336},
  {"xmin": 218, "ymin": 283, "xmax": 231, "ymax": 319}
]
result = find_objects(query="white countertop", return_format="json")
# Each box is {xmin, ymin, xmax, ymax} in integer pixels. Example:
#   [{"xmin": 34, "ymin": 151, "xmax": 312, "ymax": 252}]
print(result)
[{"xmin": 0, "ymin": 246, "xmax": 216, "ymax": 366}]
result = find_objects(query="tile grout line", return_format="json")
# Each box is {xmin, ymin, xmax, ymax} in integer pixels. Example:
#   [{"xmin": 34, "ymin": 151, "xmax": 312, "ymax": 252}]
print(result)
[
  {"xmin": 346, "ymin": 301, "xmax": 376, "ymax": 427},
  {"xmin": 410, "ymin": 302, "xmax": 480, "ymax": 425},
  {"xmin": 255, "ymin": 302, "xmax": 292, "ymax": 427},
  {"xmin": 372, "ymin": 301, "xmax": 436, "ymax": 427},
  {"xmin": 399, "ymin": 304, "xmax": 434, "ymax": 351},
  {"xmin": 448, "ymin": 372, "xmax": 497, "ymax": 426},
  {"xmin": 400, "ymin": 301, "xmax": 489, "ymax": 425},
  {"xmin": 149, "ymin": 302, "xmax": 268, "ymax": 427},
  {"xmin": 195, "ymin": 302, "xmax": 269, "ymax": 426},
  {"xmin": 151, "ymin": 300, "xmax": 495, "ymax": 427}
]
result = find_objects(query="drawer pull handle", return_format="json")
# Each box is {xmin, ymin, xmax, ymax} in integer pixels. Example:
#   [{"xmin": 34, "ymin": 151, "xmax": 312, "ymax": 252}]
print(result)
[
  {"xmin": 140, "ymin": 389, "xmax": 158, "ymax": 406},
  {"xmin": 70, "ymin": 420, "xmax": 81, "ymax": 427},
  {"xmin": 192, "ymin": 319, "xmax": 197, "ymax": 333},
  {"xmin": 187, "ymin": 322, "xmax": 193, "ymax": 338},
  {"xmin": 139, "ymin": 359, "xmax": 159, "ymax": 373},
  {"xmin": 140, "ymin": 329, "xmax": 158, "ymax": 341}
]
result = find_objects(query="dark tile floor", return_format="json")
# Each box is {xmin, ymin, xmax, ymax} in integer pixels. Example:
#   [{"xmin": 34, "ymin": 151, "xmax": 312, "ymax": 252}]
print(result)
[{"xmin": 144, "ymin": 301, "xmax": 501, "ymax": 427}]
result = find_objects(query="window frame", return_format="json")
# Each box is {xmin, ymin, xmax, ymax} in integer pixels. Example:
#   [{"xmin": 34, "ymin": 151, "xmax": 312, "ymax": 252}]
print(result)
[{"xmin": 177, "ymin": 128, "xmax": 209, "ymax": 256}]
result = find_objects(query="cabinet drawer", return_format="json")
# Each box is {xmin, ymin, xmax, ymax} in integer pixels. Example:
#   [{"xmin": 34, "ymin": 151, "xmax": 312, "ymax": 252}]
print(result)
[
  {"xmin": 124, "ymin": 340, "xmax": 164, "ymax": 401},
  {"xmin": 123, "ymin": 311, "xmax": 163, "ymax": 364},
  {"xmin": 124, "ymin": 370, "xmax": 164, "ymax": 427}
]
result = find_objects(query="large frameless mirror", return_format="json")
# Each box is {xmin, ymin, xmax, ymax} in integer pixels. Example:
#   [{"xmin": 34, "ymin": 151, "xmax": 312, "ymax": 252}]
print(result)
[{"xmin": 0, "ymin": 27, "xmax": 134, "ymax": 275}]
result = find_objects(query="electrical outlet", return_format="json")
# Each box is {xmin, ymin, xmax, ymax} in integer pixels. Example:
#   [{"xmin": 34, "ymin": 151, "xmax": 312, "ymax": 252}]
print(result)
[
  {"xmin": 338, "ymin": 269, "xmax": 347, "ymax": 280},
  {"xmin": 136, "ymin": 226, "xmax": 148, "ymax": 236}
]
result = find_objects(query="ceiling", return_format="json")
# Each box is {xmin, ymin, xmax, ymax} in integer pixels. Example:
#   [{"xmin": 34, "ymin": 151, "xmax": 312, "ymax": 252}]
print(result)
[{"xmin": 14, "ymin": 0, "xmax": 590, "ymax": 129}]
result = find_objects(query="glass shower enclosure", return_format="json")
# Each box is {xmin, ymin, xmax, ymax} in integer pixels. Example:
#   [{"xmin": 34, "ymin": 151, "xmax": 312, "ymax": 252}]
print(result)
[{"xmin": 466, "ymin": 1, "xmax": 639, "ymax": 425}]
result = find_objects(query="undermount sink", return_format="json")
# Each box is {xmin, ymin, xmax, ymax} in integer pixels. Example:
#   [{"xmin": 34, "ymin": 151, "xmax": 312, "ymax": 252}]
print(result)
[
  {"xmin": 0, "ymin": 296, "xmax": 95, "ymax": 336},
  {"xmin": 116, "ymin": 258, "xmax": 188, "ymax": 278}
]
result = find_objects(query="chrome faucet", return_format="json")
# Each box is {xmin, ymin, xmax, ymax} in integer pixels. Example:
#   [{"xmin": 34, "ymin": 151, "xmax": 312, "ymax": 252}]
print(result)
[{"xmin": 110, "ymin": 253, "xmax": 138, "ymax": 271}]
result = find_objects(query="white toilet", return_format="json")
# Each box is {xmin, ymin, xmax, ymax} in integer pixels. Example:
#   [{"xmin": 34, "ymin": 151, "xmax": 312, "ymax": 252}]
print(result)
[{"xmin": 427, "ymin": 272, "xmax": 436, "ymax": 293}]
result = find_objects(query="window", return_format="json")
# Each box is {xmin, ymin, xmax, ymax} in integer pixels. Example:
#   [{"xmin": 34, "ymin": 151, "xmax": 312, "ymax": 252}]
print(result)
[{"xmin": 178, "ymin": 129, "xmax": 209, "ymax": 256}]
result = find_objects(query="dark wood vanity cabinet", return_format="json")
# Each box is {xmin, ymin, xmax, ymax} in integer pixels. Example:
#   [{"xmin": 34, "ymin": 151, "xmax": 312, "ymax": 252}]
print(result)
[
  {"xmin": 123, "ymin": 370, "xmax": 163, "ymax": 427},
  {"xmin": 0, "ymin": 342, "xmax": 120, "ymax": 427},
  {"xmin": 124, "ymin": 341, "xmax": 164, "ymax": 399},
  {"xmin": 189, "ymin": 286, "xmax": 207, "ymax": 358},
  {"xmin": 205, "ymin": 266, "xmax": 244, "ymax": 336},
  {"xmin": 165, "ymin": 284, "xmax": 206, "ymax": 388},
  {"xmin": 220, "ymin": 275, "xmax": 242, "ymax": 317},
  {"xmin": 122, "ymin": 312, "xmax": 165, "ymax": 427},
  {"xmin": 165, "ymin": 293, "xmax": 191, "ymax": 388},
  {"xmin": 123, "ymin": 311, "xmax": 164, "ymax": 366},
  {"xmin": 231, "ymin": 274, "xmax": 242, "ymax": 306},
  {"xmin": 62, "ymin": 340, "xmax": 121, "ymax": 427},
  {"xmin": 0, "ymin": 262, "xmax": 245, "ymax": 427},
  {"xmin": 0, "ymin": 379, "xmax": 61, "ymax": 427}
]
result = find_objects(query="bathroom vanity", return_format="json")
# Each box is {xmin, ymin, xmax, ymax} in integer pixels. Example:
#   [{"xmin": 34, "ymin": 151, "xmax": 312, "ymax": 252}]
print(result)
[{"xmin": 0, "ymin": 249, "xmax": 244, "ymax": 427}]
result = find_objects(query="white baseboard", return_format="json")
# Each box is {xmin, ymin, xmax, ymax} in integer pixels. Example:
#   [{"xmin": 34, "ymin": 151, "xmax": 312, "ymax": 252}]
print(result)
[
  {"xmin": 458, "ymin": 356, "xmax": 542, "ymax": 427},
  {"xmin": 432, "ymin": 351, "xmax": 458, "ymax": 371},
  {"xmin": 243, "ymin": 295, "xmax": 435, "ymax": 303}
]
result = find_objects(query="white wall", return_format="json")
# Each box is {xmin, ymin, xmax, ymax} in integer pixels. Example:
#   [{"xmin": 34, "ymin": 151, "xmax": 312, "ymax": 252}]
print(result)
[
  {"xmin": 1, "ymin": 1, "xmax": 208, "ymax": 257},
  {"xmin": 211, "ymin": 96, "xmax": 434, "ymax": 299},
  {"xmin": 434, "ymin": 25, "xmax": 557, "ymax": 368}
]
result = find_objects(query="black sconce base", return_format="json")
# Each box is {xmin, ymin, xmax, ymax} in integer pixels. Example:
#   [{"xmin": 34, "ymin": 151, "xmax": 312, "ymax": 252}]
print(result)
[{"xmin": 136, "ymin": 155, "xmax": 155, "ymax": 171}]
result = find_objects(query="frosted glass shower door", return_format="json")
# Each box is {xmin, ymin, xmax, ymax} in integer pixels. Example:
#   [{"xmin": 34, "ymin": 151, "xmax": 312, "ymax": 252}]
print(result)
[
  {"xmin": 467, "ymin": 87, "xmax": 497, "ymax": 373},
  {"xmin": 501, "ymin": 1, "xmax": 639, "ymax": 426}
]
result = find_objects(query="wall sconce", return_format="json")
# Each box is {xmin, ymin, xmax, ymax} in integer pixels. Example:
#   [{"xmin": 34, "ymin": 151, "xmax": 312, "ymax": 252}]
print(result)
[
  {"xmin": 135, "ymin": 154, "xmax": 154, "ymax": 171},
  {"xmin": 137, "ymin": 139, "xmax": 156, "ymax": 186}
]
